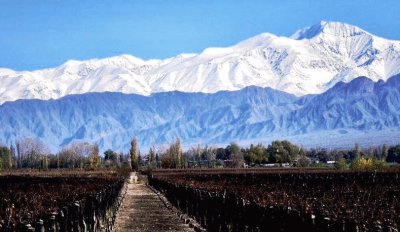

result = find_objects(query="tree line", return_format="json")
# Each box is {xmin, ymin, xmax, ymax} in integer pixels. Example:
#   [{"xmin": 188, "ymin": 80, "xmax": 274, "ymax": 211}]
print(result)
[
  {"xmin": 0, "ymin": 138, "xmax": 129, "ymax": 170},
  {"xmin": 129, "ymin": 138, "xmax": 400, "ymax": 170},
  {"xmin": 1, "ymin": 137, "xmax": 400, "ymax": 171}
]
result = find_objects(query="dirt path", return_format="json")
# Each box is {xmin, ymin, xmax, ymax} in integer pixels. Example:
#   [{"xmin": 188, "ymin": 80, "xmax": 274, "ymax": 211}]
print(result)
[{"xmin": 114, "ymin": 173, "xmax": 194, "ymax": 232}]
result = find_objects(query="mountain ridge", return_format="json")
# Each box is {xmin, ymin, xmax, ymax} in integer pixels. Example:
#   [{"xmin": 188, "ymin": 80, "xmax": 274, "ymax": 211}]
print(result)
[
  {"xmin": 1, "ymin": 21, "xmax": 400, "ymax": 105},
  {"xmin": 291, "ymin": 21, "xmax": 370, "ymax": 40},
  {"xmin": 1, "ymin": 74, "xmax": 399, "ymax": 152}
]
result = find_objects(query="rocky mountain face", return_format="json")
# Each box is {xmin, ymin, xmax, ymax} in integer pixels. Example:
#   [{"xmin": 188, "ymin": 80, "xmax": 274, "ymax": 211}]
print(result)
[{"xmin": 0, "ymin": 75, "xmax": 399, "ymax": 151}]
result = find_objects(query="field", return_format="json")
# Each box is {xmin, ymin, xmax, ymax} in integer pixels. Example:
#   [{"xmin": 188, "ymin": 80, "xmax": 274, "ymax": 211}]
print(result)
[
  {"xmin": 0, "ymin": 170, "xmax": 128, "ymax": 231},
  {"xmin": 1, "ymin": 168, "xmax": 399, "ymax": 231},
  {"xmin": 149, "ymin": 168, "xmax": 400, "ymax": 231}
]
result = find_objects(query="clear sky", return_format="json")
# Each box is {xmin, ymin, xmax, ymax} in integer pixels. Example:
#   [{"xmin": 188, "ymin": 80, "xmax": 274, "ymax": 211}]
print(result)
[{"xmin": 1, "ymin": 0, "xmax": 399, "ymax": 71}]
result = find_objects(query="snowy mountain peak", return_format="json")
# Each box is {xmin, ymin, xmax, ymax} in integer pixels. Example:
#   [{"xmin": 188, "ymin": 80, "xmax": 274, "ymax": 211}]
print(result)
[
  {"xmin": 0, "ymin": 21, "xmax": 400, "ymax": 105},
  {"xmin": 291, "ymin": 21, "xmax": 369, "ymax": 40},
  {"xmin": 234, "ymin": 33, "xmax": 276, "ymax": 49}
]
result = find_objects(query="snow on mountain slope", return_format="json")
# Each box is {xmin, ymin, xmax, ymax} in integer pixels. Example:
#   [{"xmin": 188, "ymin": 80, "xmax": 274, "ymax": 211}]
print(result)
[
  {"xmin": 1, "ymin": 21, "xmax": 400, "ymax": 105},
  {"xmin": 0, "ymin": 75, "xmax": 399, "ymax": 152}
]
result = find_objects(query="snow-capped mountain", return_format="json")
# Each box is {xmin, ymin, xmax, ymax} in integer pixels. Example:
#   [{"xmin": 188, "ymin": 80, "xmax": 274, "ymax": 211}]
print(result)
[
  {"xmin": 0, "ymin": 75, "xmax": 399, "ymax": 152},
  {"xmin": 1, "ymin": 21, "xmax": 400, "ymax": 105}
]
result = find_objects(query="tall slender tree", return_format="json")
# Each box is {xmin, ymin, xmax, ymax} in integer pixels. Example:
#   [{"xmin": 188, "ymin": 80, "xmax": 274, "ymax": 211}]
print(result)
[
  {"xmin": 0, "ymin": 146, "xmax": 12, "ymax": 169},
  {"xmin": 382, "ymin": 144, "xmax": 389, "ymax": 160},
  {"xmin": 16, "ymin": 142, "xmax": 21, "ymax": 168},
  {"xmin": 89, "ymin": 143, "xmax": 101, "ymax": 169},
  {"xmin": 175, "ymin": 138, "xmax": 183, "ymax": 168},
  {"xmin": 130, "ymin": 137, "xmax": 138, "ymax": 171},
  {"xmin": 9, "ymin": 145, "xmax": 15, "ymax": 169},
  {"xmin": 354, "ymin": 143, "xmax": 361, "ymax": 159},
  {"xmin": 148, "ymin": 146, "xmax": 156, "ymax": 169},
  {"xmin": 138, "ymin": 151, "xmax": 142, "ymax": 168},
  {"xmin": 196, "ymin": 144, "xmax": 203, "ymax": 161}
]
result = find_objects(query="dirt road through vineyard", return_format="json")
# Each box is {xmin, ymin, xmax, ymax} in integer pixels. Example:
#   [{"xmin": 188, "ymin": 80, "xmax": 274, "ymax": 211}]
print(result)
[{"xmin": 115, "ymin": 173, "xmax": 194, "ymax": 232}]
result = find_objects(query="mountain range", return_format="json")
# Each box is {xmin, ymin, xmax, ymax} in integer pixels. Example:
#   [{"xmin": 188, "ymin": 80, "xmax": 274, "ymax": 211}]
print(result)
[
  {"xmin": 1, "ymin": 21, "xmax": 399, "ymax": 105},
  {"xmin": 0, "ymin": 21, "xmax": 399, "ymax": 151},
  {"xmin": 0, "ymin": 75, "xmax": 399, "ymax": 152}
]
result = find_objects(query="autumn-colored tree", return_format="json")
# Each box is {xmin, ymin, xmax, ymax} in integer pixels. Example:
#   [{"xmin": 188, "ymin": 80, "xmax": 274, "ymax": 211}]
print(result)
[
  {"xmin": 174, "ymin": 138, "xmax": 183, "ymax": 168},
  {"xmin": 89, "ymin": 144, "xmax": 101, "ymax": 169},
  {"xmin": 196, "ymin": 144, "xmax": 203, "ymax": 161},
  {"xmin": 130, "ymin": 138, "xmax": 138, "ymax": 171}
]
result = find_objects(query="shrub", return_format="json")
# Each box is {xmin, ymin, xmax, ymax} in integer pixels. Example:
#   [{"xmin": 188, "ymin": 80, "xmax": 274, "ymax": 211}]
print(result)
[
  {"xmin": 350, "ymin": 157, "xmax": 373, "ymax": 170},
  {"xmin": 335, "ymin": 158, "xmax": 348, "ymax": 170},
  {"xmin": 297, "ymin": 155, "xmax": 310, "ymax": 167},
  {"xmin": 350, "ymin": 157, "xmax": 388, "ymax": 170},
  {"xmin": 372, "ymin": 159, "xmax": 388, "ymax": 170}
]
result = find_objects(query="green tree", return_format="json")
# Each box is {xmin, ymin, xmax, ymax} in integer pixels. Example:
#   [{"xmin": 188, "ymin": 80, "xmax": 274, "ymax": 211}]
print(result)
[
  {"xmin": 372, "ymin": 159, "xmax": 388, "ymax": 170},
  {"xmin": 297, "ymin": 148, "xmax": 309, "ymax": 167},
  {"xmin": 229, "ymin": 142, "xmax": 244, "ymax": 168},
  {"xmin": 138, "ymin": 151, "xmax": 142, "ymax": 168},
  {"xmin": 244, "ymin": 144, "xmax": 266, "ymax": 166},
  {"xmin": 0, "ymin": 146, "xmax": 12, "ymax": 169},
  {"xmin": 160, "ymin": 149, "xmax": 173, "ymax": 168},
  {"xmin": 387, "ymin": 145, "xmax": 400, "ymax": 163},
  {"xmin": 104, "ymin": 149, "xmax": 118, "ymax": 162},
  {"xmin": 335, "ymin": 158, "xmax": 348, "ymax": 170},
  {"xmin": 256, "ymin": 144, "xmax": 268, "ymax": 164},
  {"xmin": 267, "ymin": 140, "xmax": 300, "ymax": 164}
]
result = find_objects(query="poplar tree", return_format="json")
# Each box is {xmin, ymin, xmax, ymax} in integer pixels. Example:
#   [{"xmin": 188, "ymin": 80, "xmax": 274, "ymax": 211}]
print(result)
[
  {"xmin": 382, "ymin": 144, "xmax": 389, "ymax": 160},
  {"xmin": 130, "ymin": 138, "xmax": 138, "ymax": 171},
  {"xmin": 89, "ymin": 144, "xmax": 101, "ymax": 169},
  {"xmin": 149, "ymin": 147, "xmax": 156, "ymax": 169},
  {"xmin": 354, "ymin": 143, "xmax": 361, "ymax": 159},
  {"xmin": 175, "ymin": 138, "xmax": 183, "ymax": 168}
]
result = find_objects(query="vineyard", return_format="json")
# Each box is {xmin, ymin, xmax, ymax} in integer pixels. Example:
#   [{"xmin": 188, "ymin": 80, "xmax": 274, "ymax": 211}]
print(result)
[
  {"xmin": 0, "ymin": 170, "xmax": 129, "ymax": 231},
  {"xmin": 149, "ymin": 168, "xmax": 400, "ymax": 231}
]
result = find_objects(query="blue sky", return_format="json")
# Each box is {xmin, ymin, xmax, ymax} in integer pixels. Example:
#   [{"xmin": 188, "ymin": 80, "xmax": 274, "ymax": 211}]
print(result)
[{"xmin": 1, "ymin": 0, "xmax": 399, "ymax": 71}]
